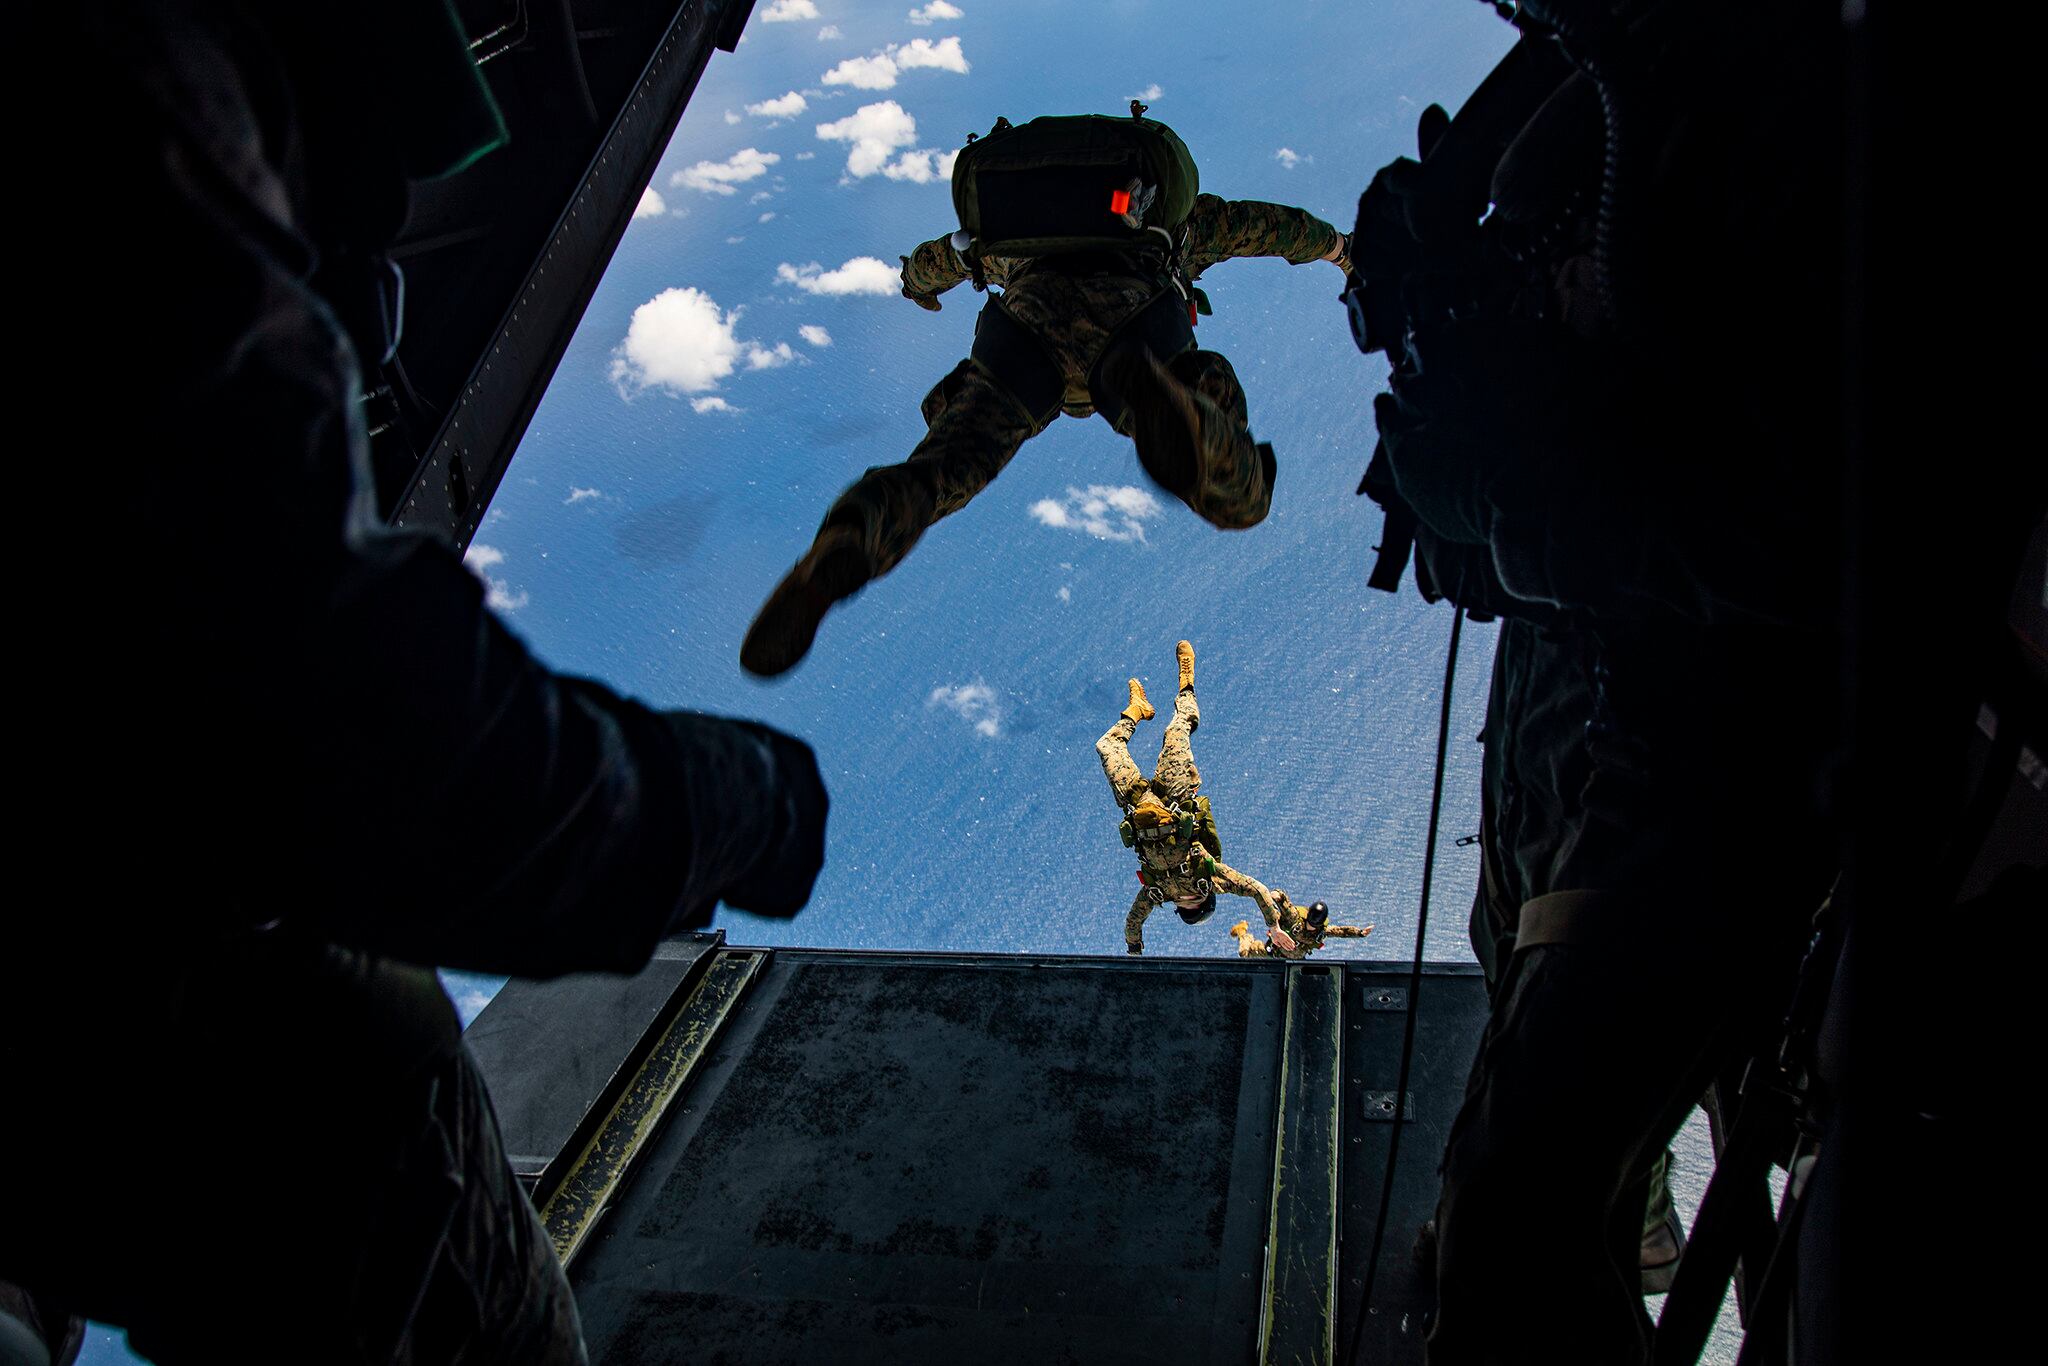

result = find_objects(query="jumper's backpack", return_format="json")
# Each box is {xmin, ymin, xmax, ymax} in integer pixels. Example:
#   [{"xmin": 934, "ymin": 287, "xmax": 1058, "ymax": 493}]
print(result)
[
  {"xmin": 1119, "ymin": 794, "xmax": 1223, "ymax": 861},
  {"xmin": 950, "ymin": 111, "xmax": 1199, "ymax": 264}
]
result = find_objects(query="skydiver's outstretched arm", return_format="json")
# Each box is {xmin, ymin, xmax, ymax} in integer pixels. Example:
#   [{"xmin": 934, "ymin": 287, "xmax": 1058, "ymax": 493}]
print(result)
[
  {"xmin": 1182, "ymin": 194, "xmax": 1345, "ymax": 277},
  {"xmin": 1210, "ymin": 860, "xmax": 1285, "ymax": 930},
  {"xmin": 1323, "ymin": 924, "xmax": 1374, "ymax": 939},
  {"xmin": 1125, "ymin": 890, "xmax": 1156, "ymax": 954},
  {"xmin": 899, "ymin": 235, "xmax": 968, "ymax": 308},
  {"xmin": 898, "ymin": 235, "xmax": 1020, "ymax": 306}
]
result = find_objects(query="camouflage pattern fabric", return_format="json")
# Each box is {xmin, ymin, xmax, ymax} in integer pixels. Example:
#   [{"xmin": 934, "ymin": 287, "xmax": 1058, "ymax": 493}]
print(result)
[
  {"xmin": 899, "ymin": 193, "xmax": 1343, "ymax": 295},
  {"xmin": 1230, "ymin": 907, "xmax": 1371, "ymax": 959},
  {"xmin": 1095, "ymin": 686, "xmax": 1199, "ymax": 812},
  {"xmin": 812, "ymin": 192, "xmax": 1342, "ymax": 584},
  {"xmin": 816, "ymin": 271, "xmax": 1271, "ymax": 580}
]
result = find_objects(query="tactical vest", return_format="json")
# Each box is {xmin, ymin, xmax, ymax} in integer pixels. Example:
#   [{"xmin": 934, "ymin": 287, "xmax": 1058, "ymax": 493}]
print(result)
[
  {"xmin": 1121, "ymin": 794, "xmax": 1223, "ymax": 901},
  {"xmin": 950, "ymin": 112, "xmax": 1199, "ymax": 266}
]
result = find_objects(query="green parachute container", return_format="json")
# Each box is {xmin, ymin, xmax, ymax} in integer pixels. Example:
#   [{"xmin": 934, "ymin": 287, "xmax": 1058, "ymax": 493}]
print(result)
[{"xmin": 950, "ymin": 112, "xmax": 1199, "ymax": 263}]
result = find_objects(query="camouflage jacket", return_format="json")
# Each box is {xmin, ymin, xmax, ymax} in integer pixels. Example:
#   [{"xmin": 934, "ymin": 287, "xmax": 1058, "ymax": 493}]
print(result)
[
  {"xmin": 1124, "ymin": 855, "xmax": 1290, "ymax": 953},
  {"xmin": 1233, "ymin": 917, "xmax": 1371, "ymax": 960},
  {"xmin": 902, "ymin": 193, "xmax": 1342, "ymax": 300}
]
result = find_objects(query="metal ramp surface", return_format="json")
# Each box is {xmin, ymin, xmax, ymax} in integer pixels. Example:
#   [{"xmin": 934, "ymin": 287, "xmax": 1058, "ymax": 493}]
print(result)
[{"xmin": 470, "ymin": 942, "xmax": 1487, "ymax": 1365}]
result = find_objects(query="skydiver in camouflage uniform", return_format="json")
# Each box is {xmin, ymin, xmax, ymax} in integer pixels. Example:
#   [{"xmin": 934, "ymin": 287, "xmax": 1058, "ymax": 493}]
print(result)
[
  {"xmin": 1096, "ymin": 641, "xmax": 1298, "ymax": 954},
  {"xmin": 741, "ymin": 193, "xmax": 1350, "ymax": 676},
  {"xmin": 1229, "ymin": 895, "xmax": 1372, "ymax": 958}
]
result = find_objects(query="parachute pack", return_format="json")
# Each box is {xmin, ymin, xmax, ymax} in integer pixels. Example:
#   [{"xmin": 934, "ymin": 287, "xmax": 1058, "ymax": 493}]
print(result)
[
  {"xmin": 950, "ymin": 109, "xmax": 1199, "ymax": 266},
  {"xmin": 1119, "ymin": 793, "xmax": 1222, "ymax": 861}
]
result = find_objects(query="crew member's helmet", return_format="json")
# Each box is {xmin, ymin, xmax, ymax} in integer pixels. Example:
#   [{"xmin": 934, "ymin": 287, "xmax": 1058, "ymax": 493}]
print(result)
[
  {"xmin": 1307, "ymin": 900, "xmax": 1330, "ymax": 928},
  {"xmin": 1176, "ymin": 892, "xmax": 1218, "ymax": 925}
]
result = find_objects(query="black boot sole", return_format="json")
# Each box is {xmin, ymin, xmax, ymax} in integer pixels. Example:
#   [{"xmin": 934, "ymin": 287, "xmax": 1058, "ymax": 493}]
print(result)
[{"xmin": 740, "ymin": 539, "xmax": 869, "ymax": 677}]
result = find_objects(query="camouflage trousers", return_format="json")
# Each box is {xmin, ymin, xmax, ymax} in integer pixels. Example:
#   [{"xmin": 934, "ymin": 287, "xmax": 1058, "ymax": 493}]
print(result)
[
  {"xmin": 818, "ymin": 270, "xmax": 1272, "ymax": 583},
  {"xmin": 1096, "ymin": 686, "xmax": 1201, "ymax": 809}
]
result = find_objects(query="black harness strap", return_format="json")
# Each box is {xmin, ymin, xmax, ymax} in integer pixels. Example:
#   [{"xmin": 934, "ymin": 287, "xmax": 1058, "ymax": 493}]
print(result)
[
  {"xmin": 1085, "ymin": 286, "xmax": 1197, "ymax": 429},
  {"xmin": 969, "ymin": 296, "xmax": 1066, "ymax": 426}
]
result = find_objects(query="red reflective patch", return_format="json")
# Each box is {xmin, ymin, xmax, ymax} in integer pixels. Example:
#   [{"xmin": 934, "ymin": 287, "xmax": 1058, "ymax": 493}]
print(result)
[
  {"xmin": 1109, "ymin": 188, "xmax": 1132, "ymax": 215},
  {"xmin": 1188, "ymin": 301, "xmax": 1198, "ymax": 325}
]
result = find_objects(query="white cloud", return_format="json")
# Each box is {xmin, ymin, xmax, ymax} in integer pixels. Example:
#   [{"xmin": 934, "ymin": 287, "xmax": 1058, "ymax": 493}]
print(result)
[
  {"xmin": 929, "ymin": 680, "xmax": 1002, "ymax": 738},
  {"xmin": 565, "ymin": 487, "xmax": 602, "ymax": 504},
  {"xmin": 799, "ymin": 324, "xmax": 833, "ymax": 347},
  {"xmin": 908, "ymin": 2, "xmax": 963, "ymax": 24},
  {"xmin": 1057, "ymin": 585, "xmax": 1072, "ymax": 602},
  {"xmin": 464, "ymin": 543, "xmax": 530, "ymax": 611},
  {"xmin": 609, "ymin": 286, "xmax": 762, "ymax": 395},
  {"xmin": 759, "ymin": 211, "xmax": 777, "ymax": 223},
  {"xmin": 746, "ymin": 91, "xmax": 809, "ymax": 119},
  {"xmin": 776, "ymin": 257, "xmax": 899, "ymax": 296},
  {"xmin": 1274, "ymin": 147, "xmax": 1308, "ymax": 169},
  {"xmin": 634, "ymin": 187, "xmax": 668, "ymax": 219},
  {"xmin": 761, "ymin": 0, "xmax": 819, "ymax": 20},
  {"xmin": 1133, "ymin": 83, "xmax": 1164, "ymax": 102},
  {"xmin": 821, "ymin": 36, "xmax": 969, "ymax": 92},
  {"xmin": 746, "ymin": 341, "xmax": 797, "ymax": 369},
  {"xmin": 723, "ymin": 110, "xmax": 741, "ymax": 125},
  {"xmin": 881, "ymin": 146, "xmax": 960, "ymax": 183},
  {"xmin": 725, "ymin": 235, "xmax": 745, "ymax": 244},
  {"xmin": 895, "ymin": 36, "xmax": 969, "ymax": 73},
  {"xmin": 822, "ymin": 53, "xmax": 900, "ymax": 90},
  {"xmin": 749, "ymin": 190, "xmax": 773, "ymax": 203},
  {"xmin": 795, "ymin": 151, "xmax": 817, "ymax": 161},
  {"xmin": 816, "ymin": 100, "xmax": 920, "ymax": 176},
  {"xmin": 817, "ymin": 25, "xmax": 841, "ymax": 39},
  {"xmin": 671, "ymin": 147, "xmax": 780, "ymax": 195},
  {"xmin": 692, "ymin": 396, "xmax": 739, "ymax": 414},
  {"xmin": 1028, "ymin": 484, "xmax": 1165, "ymax": 542}
]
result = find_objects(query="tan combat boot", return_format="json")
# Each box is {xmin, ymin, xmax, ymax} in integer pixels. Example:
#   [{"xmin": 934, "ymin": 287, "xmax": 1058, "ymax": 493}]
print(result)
[
  {"xmin": 1122, "ymin": 678, "xmax": 1155, "ymax": 723},
  {"xmin": 1177, "ymin": 639, "xmax": 1196, "ymax": 693}
]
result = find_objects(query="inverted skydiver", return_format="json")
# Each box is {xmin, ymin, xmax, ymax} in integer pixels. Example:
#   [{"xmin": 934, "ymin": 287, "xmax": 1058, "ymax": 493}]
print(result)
[{"xmin": 1096, "ymin": 640, "xmax": 1301, "ymax": 954}]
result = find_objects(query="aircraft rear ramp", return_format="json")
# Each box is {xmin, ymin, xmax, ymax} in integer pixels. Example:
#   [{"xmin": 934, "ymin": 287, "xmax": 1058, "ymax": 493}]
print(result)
[{"xmin": 472, "ymin": 938, "xmax": 1487, "ymax": 1364}]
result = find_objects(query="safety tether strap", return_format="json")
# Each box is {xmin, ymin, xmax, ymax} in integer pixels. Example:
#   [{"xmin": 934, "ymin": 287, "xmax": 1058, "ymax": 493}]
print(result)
[{"xmin": 1343, "ymin": 606, "xmax": 1464, "ymax": 1366}]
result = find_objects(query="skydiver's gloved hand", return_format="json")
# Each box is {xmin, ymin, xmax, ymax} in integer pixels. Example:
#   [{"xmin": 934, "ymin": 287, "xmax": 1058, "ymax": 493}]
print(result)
[
  {"xmin": 899, "ymin": 255, "xmax": 943, "ymax": 312},
  {"xmin": 658, "ymin": 713, "xmax": 829, "ymax": 923},
  {"xmin": 1127, "ymin": 940, "xmax": 1143, "ymax": 956}
]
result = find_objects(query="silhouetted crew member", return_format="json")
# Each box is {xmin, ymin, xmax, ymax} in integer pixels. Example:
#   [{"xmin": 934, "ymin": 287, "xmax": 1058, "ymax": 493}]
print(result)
[
  {"xmin": 1096, "ymin": 641, "xmax": 1295, "ymax": 954},
  {"xmin": 742, "ymin": 106, "xmax": 1350, "ymax": 675},
  {"xmin": 10, "ymin": 8, "xmax": 828, "ymax": 1364},
  {"xmin": 1344, "ymin": 17, "xmax": 1854, "ymax": 1359},
  {"xmin": 1230, "ymin": 896, "xmax": 1371, "ymax": 958}
]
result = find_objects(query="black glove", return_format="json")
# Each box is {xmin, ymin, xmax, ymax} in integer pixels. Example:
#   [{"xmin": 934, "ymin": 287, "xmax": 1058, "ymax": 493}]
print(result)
[
  {"xmin": 1126, "ymin": 941, "xmax": 1143, "ymax": 956},
  {"xmin": 657, "ymin": 713, "xmax": 828, "ymax": 921},
  {"xmin": 719, "ymin": 720, "xmax": 827, "ymax": 915}
]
